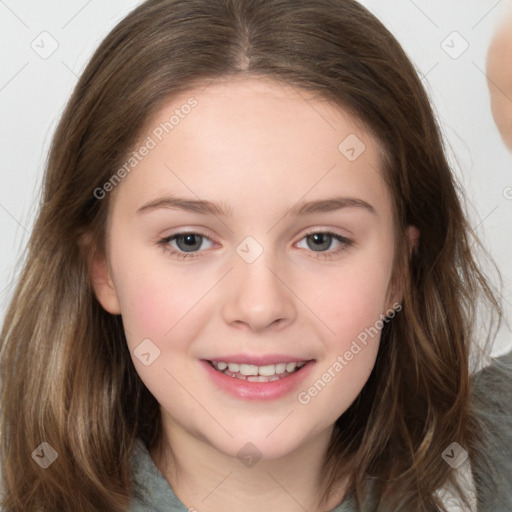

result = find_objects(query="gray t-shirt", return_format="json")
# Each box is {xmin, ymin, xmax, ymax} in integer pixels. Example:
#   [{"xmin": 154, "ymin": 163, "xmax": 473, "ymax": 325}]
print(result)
[{"xmin": 129, "ymin": 351, "xmax": 512, "ymax": 511}]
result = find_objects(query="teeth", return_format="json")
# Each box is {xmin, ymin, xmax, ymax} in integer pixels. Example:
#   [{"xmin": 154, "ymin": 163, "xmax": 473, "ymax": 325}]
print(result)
[
  {"xmin": 275, "ymin": 363, "xmax": 287, "ymax": 374},
  {"xmin": 247, "ymin": 375, "xmax": 281, "ymax": 382},
  {"xmin": 258, "ymin": 364, "xmax": 276, "ymax": 377},
  {"xmin": 286, "ymin": 362, "xmax": 297, "ymax": 373},
  {"xmin": 239, "ymin": 364, "xmax": 259, "ymax": 376},
  {"xmin": 212, "ymin": 360, "xmax": 307, "ymax": 377}
]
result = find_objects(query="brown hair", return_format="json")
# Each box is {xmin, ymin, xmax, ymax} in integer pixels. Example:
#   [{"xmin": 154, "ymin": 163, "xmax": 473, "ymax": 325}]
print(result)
[{"xmin": 0, "ymin": 0, "xmax": 501, "ymax": 510}]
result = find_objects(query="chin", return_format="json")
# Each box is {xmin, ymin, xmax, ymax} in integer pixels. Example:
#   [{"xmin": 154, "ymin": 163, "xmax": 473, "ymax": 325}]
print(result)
[{"xmin": 205, "ymin": 424, "xmax": 316, "ymax": 462}]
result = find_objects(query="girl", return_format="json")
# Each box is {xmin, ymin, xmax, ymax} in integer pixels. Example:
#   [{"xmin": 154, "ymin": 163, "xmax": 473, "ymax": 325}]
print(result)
[{"xmin": 1, "ymin": 0, "xmax": 511, "ymax": 511}]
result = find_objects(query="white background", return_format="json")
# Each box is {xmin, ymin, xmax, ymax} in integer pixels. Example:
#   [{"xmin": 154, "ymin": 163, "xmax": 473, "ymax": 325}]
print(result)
[{"xmin": 1, "ymin": 0, "xmax": 511, "ymax": 356}]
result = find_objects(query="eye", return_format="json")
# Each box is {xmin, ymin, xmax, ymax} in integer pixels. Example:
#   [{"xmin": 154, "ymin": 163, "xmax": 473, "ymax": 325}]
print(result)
[
  {"xmin": 157, "ymin": 229, "xmax": 353, "ymax": 261},
  {"xmin": 296, "ymin": 230, "xmax": 353, "ymax": 259},
  {"xmin": 157, "ymin": 231, "xmax": 214, "ymax": 259}
]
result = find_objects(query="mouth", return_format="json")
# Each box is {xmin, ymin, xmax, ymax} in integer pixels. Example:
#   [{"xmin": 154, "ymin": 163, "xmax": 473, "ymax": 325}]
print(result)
[
  {"xmin": 202, "ymin": 358, "xmax": 316, "ymax": 401},
  {"xmin": 207, "ymin": 360, "xmax": 310, "ymax": 382}
]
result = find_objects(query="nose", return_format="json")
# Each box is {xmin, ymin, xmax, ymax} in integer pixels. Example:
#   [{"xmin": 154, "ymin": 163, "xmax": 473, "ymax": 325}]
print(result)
[{"xmin": 221, "ymin": 247, "xmax": 297, "ymax": 333}]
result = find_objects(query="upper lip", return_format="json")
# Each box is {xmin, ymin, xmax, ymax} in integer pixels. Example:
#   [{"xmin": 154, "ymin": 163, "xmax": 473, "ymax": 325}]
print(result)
[{"xmin": 204, "ymin": 354, "xmax": 314, "ymax": 366}]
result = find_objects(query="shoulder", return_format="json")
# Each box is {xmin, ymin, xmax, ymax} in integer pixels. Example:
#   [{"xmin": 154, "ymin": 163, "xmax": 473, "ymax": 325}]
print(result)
[{"xmin": 471, "ymin": 350, "xmax": 512, "ymax": 512}]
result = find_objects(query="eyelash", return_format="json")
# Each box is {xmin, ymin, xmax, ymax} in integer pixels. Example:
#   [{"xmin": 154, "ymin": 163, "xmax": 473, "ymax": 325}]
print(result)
[{"xmin": 157, "ymin": 230, "xmax": 353, "ymax": 261}]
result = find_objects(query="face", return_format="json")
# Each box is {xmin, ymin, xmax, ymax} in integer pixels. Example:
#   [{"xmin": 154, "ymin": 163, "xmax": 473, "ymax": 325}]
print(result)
[{"xmin": 91, "ymin": 77, "xmax": 401, "ymax": 461}]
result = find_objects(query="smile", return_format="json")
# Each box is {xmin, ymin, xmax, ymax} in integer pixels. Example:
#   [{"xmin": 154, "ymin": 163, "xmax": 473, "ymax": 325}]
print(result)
[
  {"xmin": 202, "ymin": 358, "xmax": 315, "ymax": 400},
  {"xmin": 209, "ymin": 360, "xmax": 307, "ymax": 382}
]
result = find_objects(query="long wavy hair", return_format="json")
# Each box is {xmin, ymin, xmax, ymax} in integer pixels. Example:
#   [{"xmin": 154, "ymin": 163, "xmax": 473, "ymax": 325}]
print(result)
[{"xmin": 0, "ymin": 0, "xmax": 502, "ymax": 510}]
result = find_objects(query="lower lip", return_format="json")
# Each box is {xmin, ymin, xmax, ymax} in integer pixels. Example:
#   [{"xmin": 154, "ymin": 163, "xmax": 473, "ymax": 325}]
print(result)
[{"xmin": 200, "ymin": 360, "xmax": 315, "ymax": 401}]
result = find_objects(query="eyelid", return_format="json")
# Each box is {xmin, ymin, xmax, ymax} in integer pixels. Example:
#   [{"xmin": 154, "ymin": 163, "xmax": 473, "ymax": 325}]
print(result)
[{"xmin": 299, "ymin": 227, "xmax": 351, "ymax": 240}]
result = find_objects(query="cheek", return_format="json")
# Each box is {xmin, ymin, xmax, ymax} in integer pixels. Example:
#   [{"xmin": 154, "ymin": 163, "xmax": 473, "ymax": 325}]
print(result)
[
  {"xmin": 111, "ymin": 251, "xmax": 206, "ymax": 350},
  {"xmin": 112, "ymin": 257, "xmax": 208, "ymax": 408},
  {"xmin": 296, "ymin": 261, "xmax": 391, "ymax": 420},
  {"xmin": 311, "ymin": 257, "xmax": 393, "ymax": 345}
]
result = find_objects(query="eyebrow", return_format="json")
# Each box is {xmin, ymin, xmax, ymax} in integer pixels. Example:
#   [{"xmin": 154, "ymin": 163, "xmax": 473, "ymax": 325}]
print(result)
[{"xmin": 136, "ymin": 195, "xmax": 376, "ymax": 217}]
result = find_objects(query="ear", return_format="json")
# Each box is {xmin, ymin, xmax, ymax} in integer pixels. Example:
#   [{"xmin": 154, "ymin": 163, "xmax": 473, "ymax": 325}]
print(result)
[
  {"xmin": 386, "ymin": 225, "xmax": 420, "ymax": 309},
  {"xmin": 407, "ymin": 225, "xmax": 420, "ymax": 255},
  {"xmin": 79, "ymin": 234, "xmax": 121, "ymax": 315}
]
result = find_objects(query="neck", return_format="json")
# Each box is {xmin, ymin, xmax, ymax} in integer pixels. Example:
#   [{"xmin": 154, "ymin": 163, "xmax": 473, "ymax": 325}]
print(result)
[{"xmin": 150, "ymin": 419, "xmax": 347, "ymax": 512}]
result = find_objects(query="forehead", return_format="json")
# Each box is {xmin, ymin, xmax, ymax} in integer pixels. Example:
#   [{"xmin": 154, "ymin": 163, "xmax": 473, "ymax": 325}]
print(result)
[{"xmin": 111, "ymin": 77, "xmax": 392, "ymax": 221}]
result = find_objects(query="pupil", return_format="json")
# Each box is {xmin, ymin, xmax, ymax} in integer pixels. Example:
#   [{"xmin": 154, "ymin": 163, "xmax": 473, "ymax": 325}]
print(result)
[
  {"xmin": 178, "ymin": 234, "xmax": 201, "ymax": 252},
  {"xmin": 308, "ymin": 233, "xmax": 331, "ymax": 251}
]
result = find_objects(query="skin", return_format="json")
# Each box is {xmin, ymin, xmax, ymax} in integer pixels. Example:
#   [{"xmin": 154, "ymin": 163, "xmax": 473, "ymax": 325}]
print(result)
[
  {"xmin": 89, "ymin": 77, "xmax": 415, "ymax": 512},
  {"xmin": 487, "ymin": 12, "xmax": 512, "ymax": 152}
]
